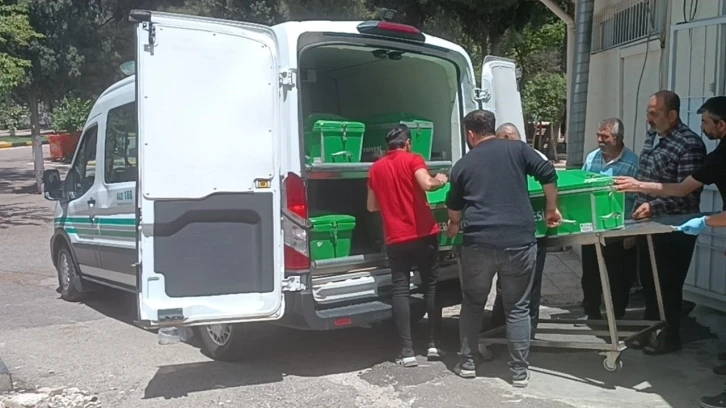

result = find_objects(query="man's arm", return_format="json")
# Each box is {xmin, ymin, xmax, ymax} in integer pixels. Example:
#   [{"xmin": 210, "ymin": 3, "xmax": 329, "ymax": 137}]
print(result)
[
  {"xmin": 523, "ymin": 145, "xmax": 558, "ymax": 185},
  {"xmin": 649, "ymin": 141, "xmax": 707, "ymax": 216},
  {"xmin": 408, "ymin": 153, "xmax": 447, "ymax": 191},
  {"xmin": 367, "ymin": 187, "xmax": 379, "ymax": 212},
  {"xmin": 445, "ymin": 164, "xmax": 465, "ymax": 236},
  {"xmin": 618, "ymin": 176, "xmax": 703, "ymax": 197},
  {"xmin": 707, "ymin": 212, "xmax": 726, "ymax": 228},
  {"xmin": 414, "ymin": 169, "xmax": 447, "ymax": 192}
]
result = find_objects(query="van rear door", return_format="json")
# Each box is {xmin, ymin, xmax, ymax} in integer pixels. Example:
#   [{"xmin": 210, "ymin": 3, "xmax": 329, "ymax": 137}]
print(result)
[
  {"xmin": 479, "ymin": 56, "xmax": 526, "ymax": 142},
  {"xmin": 132, "ymin": 11, "xmax": 284, "ymax": 327}
]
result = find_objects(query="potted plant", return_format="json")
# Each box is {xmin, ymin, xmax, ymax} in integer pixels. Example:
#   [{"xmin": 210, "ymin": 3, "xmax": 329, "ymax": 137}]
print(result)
[{"xmin": 50, "ymin": 96, "xmax": 92, "ymax": 163}]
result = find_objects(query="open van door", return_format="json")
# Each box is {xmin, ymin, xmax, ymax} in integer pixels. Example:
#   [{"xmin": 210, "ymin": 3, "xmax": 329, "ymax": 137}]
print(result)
[
  {"xmin": 132, "ymin": 11, "xmax": 284, "ymax": 327},
  {"xmin": 479, "ymin": 56, "xmax": 526, "ymax": 142}
]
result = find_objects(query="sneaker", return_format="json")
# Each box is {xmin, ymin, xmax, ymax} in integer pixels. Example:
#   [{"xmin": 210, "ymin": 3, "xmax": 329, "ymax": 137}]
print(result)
[
  {"xmin": 427, "ymin": 346, "xmax": 447, "ymax": 360},
  {"xmin": 454, "ymin": 360, "xmax": 476, "ymax": 379},
  {"xmin": 719, "ymin": 352, "xmax": 726, "ymax": 361},
  {"xmin": 395, "ymin": 356, "xmax": 418, "ymax": 367},
  {"xmin": 512, "ymin": 371, "xmax": 530, "ymax": 388},
  {"xmin": 701, "ymin": 392, "xmax": 726, "ymax": 408}
]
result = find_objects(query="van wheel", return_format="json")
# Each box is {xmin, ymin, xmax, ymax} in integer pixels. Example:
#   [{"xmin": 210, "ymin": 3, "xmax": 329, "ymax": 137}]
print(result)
[
  {"xmin": 196, "ymin": 323, "xmax": 262, "ymax": 362},
  {"xmin": 56, "ymin": 246, "xmax": 87, "ymax": 302}
]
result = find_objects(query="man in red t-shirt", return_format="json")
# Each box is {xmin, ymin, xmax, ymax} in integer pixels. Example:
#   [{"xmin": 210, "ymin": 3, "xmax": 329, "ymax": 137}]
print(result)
[{"xmin": 367, "ymin": 124, "xmax": 449, "ymax": 367}]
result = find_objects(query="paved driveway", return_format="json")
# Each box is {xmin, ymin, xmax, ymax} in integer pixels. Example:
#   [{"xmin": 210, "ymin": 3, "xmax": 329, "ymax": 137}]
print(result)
[{"xmin": 1, "ymin": 146, "xmax": 724, "ymax": 408}]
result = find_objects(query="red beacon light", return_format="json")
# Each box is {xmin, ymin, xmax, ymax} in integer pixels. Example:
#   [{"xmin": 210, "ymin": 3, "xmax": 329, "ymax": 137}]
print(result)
[{"xmin": 356, "ymin": 9, "xmax": 425, "ymax": 42}]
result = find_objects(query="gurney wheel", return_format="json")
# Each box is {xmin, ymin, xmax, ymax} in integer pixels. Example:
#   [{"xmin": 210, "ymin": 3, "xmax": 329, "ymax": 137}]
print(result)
[{"xmin": 603, "ymin": 356, "xmax": 622, "ymax": 372}]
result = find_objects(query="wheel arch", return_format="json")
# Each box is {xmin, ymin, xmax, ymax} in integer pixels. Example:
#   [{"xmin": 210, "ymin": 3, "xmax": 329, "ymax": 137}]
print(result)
[{"xmin": 50, "ymin": 229, "xmax": 79, "ymax": 270}]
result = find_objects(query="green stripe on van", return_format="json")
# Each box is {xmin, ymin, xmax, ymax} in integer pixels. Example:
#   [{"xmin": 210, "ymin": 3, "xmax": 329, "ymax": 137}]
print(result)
[
  {"xmin": 55, "ymin": 217, "xmax": 136, "ymax": 226},
  {"xmin": 65, "ymin": 227, "xmax": 136, "ymax": 239}
]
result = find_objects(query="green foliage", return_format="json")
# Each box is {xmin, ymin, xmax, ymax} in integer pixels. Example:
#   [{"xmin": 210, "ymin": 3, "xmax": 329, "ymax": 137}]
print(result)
[
  {"xmin": 0, "ymin": 1, "xmax": 43, "ymax": 94},
  {"xmin": 0, "ymin": 101, "xmax": 30, "ymax": 130},
  {"xmin": 51, "ymin": 96, "xmax": 92, "ymax": 132},
  {"xmin": 522, "ymin": 72, "xmax": 566, "ymax": 123}
]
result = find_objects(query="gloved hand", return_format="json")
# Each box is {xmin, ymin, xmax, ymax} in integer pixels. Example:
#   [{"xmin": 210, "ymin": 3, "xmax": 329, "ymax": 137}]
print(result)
[{"xmin": 676, "ymin": 216, "xmax": 708, "ymax": 236}]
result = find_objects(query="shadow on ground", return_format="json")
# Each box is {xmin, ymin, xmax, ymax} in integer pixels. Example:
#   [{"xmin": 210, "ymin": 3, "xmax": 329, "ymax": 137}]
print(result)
[
  {"xmin": 0, "ymin": 200, "xmax": 54, "ymax": 229},
  {"xmin": 0, "ymin": 165, "xmax": 41, "ymax": 195},
  {"xmin": 79, "ymin": 287, "xmax": 721, "ymax": 406}
]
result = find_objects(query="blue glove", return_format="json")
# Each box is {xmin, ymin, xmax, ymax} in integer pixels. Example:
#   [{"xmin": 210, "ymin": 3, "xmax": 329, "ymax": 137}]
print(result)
[{"xmin": 676, "ymin": 216, "xmax": 708, "ymax": 235}]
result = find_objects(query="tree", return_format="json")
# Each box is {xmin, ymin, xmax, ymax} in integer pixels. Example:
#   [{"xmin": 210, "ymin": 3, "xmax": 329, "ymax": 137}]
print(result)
[
  {"xmin": 0, "ymin": 1, "xmax": 42, "ymax": 96},
  {"xmin": 522, "ymin": 72, "xmax": 566, "ymax": 159}
]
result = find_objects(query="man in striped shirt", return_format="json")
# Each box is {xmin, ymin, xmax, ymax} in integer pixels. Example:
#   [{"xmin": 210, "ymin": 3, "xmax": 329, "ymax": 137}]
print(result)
[{"xmin": 630, "ymin": 90, "xmax": 706, "ymax": 355}]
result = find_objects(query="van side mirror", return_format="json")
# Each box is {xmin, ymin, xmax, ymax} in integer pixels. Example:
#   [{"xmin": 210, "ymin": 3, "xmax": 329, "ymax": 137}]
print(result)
[{"xmin": 43, "ymin": 169, "xmax": 63, "ymax": 201}]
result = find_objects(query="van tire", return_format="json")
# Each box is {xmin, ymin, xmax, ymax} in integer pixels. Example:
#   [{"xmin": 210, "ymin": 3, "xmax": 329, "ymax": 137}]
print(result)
[
  {"xmin": 55, "ymin": 246, "xmax": 87, "ymax": 302},
  {"xmin": 196, "ymin": 323, "xmax": 262, "ymax": 362}
]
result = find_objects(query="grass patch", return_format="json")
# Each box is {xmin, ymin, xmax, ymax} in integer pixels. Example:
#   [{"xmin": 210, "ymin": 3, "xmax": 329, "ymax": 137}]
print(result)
[{"xmin": 0, "ymin": 135, "xmax": 48, "ymax": 144}]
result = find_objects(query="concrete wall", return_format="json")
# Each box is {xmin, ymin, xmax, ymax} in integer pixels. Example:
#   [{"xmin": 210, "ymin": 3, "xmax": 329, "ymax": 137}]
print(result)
[
  {"xmin": 584, "ymin": 0, "xmax": 726, "ymax": 310},
  {"xmin": 584, "ymin": 0, "xmax": 725, "ymax": 163}
]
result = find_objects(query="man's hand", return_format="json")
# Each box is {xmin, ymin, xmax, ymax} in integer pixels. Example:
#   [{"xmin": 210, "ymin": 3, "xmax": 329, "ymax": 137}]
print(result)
[
  {"xmin": 632, "ymin": 202, "xmax": 652, "ymax": 220},
  {"xmin": 434, "ymin": 173, "xmax": 448, "ymax": 185},
  {"xmin": 676, "ymin": 216, "xmax": 707, "ymax": 236},
  {"xmin": 546, "ymin": 208, "xmax": 562, "ymax": 228},
  {"xmin": 614, "ymin": 176, "xmax": 642, "ymax": 192},
  {"xmin": 446, "ymin": 220, "xmax": 460, "ymax": 238}
]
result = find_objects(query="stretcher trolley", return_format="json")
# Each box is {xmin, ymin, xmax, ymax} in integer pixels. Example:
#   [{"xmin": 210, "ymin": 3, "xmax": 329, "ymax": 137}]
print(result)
[{"xmin": 477, "ymin": 213, "xmax": 705, "ymax": 372}]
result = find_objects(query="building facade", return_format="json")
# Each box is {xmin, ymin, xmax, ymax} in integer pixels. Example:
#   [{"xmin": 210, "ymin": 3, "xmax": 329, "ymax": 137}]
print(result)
[{"xmin": 585, "ymin": 0, "xmax": 726, "ymax": 310}]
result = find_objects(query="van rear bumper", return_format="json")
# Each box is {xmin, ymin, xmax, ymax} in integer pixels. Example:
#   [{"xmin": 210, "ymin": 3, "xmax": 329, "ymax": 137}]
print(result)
[{"xmin": 277, "ymin": 277, "xmax": 462, "ymax": 331}]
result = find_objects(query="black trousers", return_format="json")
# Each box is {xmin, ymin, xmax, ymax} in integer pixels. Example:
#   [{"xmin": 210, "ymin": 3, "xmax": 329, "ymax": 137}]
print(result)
[
  {"xmin": 638, "ymin": 232, "xmax": 697, "ymax": 346},
  {"xmin": 386, "ymin": 234, "xmax": 441, "ymax": 357},
  {"xmin": 581, "ymin": 240, "xmax": 637, "ymax": 318}
]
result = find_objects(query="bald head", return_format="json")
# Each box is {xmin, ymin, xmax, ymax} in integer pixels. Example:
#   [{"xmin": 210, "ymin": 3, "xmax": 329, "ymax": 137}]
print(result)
[{"xmin": 496, "ymin": 123, "xmax": 521, "ymax": 141}]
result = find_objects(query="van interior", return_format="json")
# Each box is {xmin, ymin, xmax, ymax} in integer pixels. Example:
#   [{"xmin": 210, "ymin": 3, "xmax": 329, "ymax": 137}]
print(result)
[{"xmin": 299, "ymin": 44, "xmax": 461, "ymax": 275}]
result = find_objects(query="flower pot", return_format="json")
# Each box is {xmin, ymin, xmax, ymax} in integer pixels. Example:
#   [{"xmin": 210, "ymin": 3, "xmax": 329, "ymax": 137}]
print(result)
[{"xmin": 49, "ymin": 132, "xmax": 81, "ymax": 163}]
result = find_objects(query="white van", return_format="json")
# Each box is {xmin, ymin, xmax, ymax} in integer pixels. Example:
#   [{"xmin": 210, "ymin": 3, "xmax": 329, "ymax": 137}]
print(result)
[{"xmin": 42, "ymin": 10, "xmax": 526, "ymax": 361}]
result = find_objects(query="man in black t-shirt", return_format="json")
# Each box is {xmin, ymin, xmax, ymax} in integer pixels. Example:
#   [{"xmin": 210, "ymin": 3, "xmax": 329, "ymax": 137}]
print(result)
[
  {"xmin": 614, "ymin": 96, "xmax": 726, "ymax": 408},
  {"xmin": 445, "ymin": 110, "xmax": 562, "ymax": 387}
]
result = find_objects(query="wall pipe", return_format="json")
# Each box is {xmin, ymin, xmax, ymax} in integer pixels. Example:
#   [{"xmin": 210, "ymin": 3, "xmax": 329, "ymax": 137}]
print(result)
[{"xmin": 565, "ymin": 0, "xmax": 595, "ymax": 168}]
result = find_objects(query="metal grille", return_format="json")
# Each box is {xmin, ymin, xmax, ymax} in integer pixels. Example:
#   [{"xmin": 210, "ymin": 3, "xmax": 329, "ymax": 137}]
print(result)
[{"xmin": 592, "ymin": 0, "xmax": 669, "ymax": 52}]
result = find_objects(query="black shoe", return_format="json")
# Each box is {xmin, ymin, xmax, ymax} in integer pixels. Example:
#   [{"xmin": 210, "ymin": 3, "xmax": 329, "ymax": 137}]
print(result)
[
  {"xmin": 700, "ymin": 392, "xmax": 726, "ymax": 408},
  {"xmin": 643, "ymin": 330, "xmax": 681, "ymax": 356},
  {"xmin": 714, "ymin": 363, "xmax": 726, "ymax": 376},
  {"xmin": 629, "ymin": 332, "xmax": 656, "ymax": 350},
  {"xmin": 718, "ymin": 352, "xmax": 726, "ymax": 361}
]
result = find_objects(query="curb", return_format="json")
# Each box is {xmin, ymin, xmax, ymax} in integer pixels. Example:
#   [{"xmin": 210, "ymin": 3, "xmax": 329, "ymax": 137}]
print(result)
[
  {"xmin": 0, "ymin": 357, "xmax": 12, "ymax": 392},
  {"xmin": 0, "ymin": 140, "xmax": 49, "ymax": 150}
]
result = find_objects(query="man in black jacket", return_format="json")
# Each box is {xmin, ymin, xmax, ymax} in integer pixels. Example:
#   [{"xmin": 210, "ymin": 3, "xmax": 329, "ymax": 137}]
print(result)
[{"xmin": 446, "ymin": 110, "xmax": 561, "ymax": 387}]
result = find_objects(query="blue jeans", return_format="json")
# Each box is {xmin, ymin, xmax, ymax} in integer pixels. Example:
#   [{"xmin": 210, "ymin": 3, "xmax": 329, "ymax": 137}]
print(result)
[
  {"xmin": 459, "ymin": 243, "xmax": 537, "ymax": 380},
  {"xmin": 489, "ymin": 237, "xmax": 547, "ymax": 330}
]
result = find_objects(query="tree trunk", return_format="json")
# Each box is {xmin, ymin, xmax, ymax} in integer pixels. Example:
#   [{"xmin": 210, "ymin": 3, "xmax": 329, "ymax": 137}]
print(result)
[
  {"xmin": 548, "ymin": 123, "xmax": 559, "ymax": 161},
  {"xmin": 29, "ymin": 91, "xmax": 45, "ymax": 194},
  {"xmin": 489, "ymin": 31, "xmax": 503, "ymax": 56}
]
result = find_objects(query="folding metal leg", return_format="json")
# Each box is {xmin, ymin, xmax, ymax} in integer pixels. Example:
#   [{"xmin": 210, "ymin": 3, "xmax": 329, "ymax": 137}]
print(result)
[
  {"xmin": 594, "ymin": 241, "xmax": 620, "ymax": 351},
  {"xmin": 646, "ymin": 234, "xmax": 667, "ymax": 323}
]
